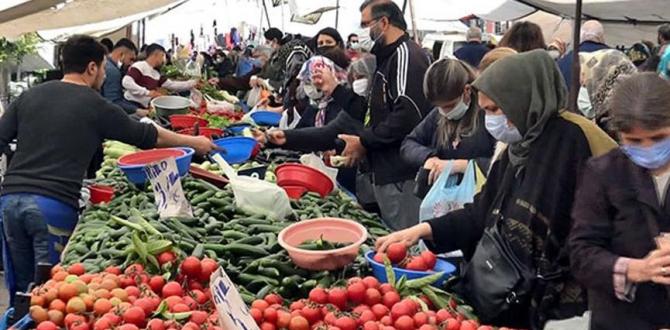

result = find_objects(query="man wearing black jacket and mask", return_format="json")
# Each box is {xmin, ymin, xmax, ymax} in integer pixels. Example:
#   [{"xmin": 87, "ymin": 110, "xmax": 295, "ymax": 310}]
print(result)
[{"xmin": 313, "ymin": 0, "xmax": 432, "ymax": 230}]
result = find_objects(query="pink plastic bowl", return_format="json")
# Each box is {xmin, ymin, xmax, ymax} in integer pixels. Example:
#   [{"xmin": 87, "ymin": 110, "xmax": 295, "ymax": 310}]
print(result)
[{"xmin": 278, "ymin": 218, "xmax": 368, "ymax": 270}]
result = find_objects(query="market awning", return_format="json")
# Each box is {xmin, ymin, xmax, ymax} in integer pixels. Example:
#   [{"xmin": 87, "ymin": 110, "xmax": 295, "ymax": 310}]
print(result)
[{"xmin": 0, "ymin": 0, "xmax": 186, "ymax": 39}]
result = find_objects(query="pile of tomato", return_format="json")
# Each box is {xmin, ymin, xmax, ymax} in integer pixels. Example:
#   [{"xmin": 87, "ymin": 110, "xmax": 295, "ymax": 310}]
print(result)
[
  {"xmin": 249, "ymin": 276, "xmax": 503, "ymax": 330},
  {"xmin": 373, "ymin": 243, "xmax": 438, "ymax": 272},
  {"xmin": 29, "ymin": 255, "xmax": 221, "ymax": 330}
]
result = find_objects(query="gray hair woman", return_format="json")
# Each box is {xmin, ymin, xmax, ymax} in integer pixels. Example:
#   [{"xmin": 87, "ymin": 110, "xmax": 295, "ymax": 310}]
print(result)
[
  {"xmin": 400, "ymin": 58, "xmax": 495, "ymax": 190},
  {"xmin": 570, "ymin": 72, "xmax": 670, "ymax": 329}
]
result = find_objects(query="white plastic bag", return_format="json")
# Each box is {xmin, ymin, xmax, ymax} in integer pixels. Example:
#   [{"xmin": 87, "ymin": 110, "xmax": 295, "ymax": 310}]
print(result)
[
  {"xmin": 300, "ymin": 153, "xmax": 338, "ymax": 190},
  {"xmin": 211, "ymin": 154, "xmax": 292, "ymax": 220},
  {"xmin": 246, "ymin": 87, "xmax": 263, "ymax": 108},
  {"xmin": 279, "ymin": 107, "xmax": 302, "ymax": 129},
  {"xmin": 204, "ymin": 95, "xmax": 236, "ymax": 114}
]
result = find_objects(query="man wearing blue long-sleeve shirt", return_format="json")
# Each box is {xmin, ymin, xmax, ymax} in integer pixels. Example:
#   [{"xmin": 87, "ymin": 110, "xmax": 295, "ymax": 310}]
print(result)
[{"xmin": 101, "ymin": 38, "xmax": 148, "ymax": 117}]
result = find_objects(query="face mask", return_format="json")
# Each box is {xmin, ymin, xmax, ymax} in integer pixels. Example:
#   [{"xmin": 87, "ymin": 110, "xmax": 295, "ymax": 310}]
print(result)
[
  {"xmin": 439, "ymin": 98, "xmax": 469, "ymax": 120},
  {"xmin": 485, "ymin": 113, "xmax": 523, "ymax": 143},
  {"xmin": 357, "ymin": 21, "xmax": 383, "ymax": 52},
  {"xmin": 349, "ymin": 41, "xmax": 360, "ymax": 50},
  {"xmin": 577, "ymin": 86, "xmax": 594, "ymax": 118},
  {"xmin": 352, "ymin": 78, "xmax": 369, "ymax": 96},
  {"xmin": 303, "ymin": 84, "xmax": 323, "ymax": 101},
  {"xmin": 622, "ymin": 137, "xmax": 670, "ymax": 170},
  {"xmin": 317, "ymin": 45, "xmax": 336, "ymax": 55}
]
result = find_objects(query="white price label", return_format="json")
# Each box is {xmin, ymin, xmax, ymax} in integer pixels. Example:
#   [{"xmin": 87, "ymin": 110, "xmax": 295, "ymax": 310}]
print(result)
[
  {"xmin": 210, "ymin": 267, "xmax": 260, "ymax": 330},
  {"xmin": 144, "ymin": 157, "xmax": 193, "ymax": 218}
]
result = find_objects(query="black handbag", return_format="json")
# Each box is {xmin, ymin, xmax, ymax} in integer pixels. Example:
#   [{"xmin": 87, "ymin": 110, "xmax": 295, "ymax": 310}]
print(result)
[{"xmin": 413, "ymin": 168, "xmax": 431, "ymax": 199}]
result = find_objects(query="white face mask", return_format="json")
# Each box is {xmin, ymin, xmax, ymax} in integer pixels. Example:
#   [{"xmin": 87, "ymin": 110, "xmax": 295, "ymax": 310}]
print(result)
[
  {"xmin": 303, "ymin": 84, "xmax": 323, "ymax": 101},
  {"xmin": 438, "ymin": 97, "xmax": 469, "ymax": 120},
  {"xmin": 485, "ymin": 113, "xmax": 523, "ymax": 143},
  {"xmin": 350, "ymin": 41, "xmax": 361, "ymax": 50},
  {"xmin": 357, "ymin": 22, "xmax": 382, "ymax": 52},
  {"xmin": 577, "ymin": 86, "xmax": 594, "ymax": 119},
  {"xmin": 352, "ymin": 78, "xmax": 369, "ymax": 96}
]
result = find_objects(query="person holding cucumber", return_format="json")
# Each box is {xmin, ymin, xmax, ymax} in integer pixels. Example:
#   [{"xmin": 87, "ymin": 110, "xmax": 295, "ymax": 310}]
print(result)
[{"xmin": 0, "ymin": 35, "xmax": 217, "ymax": 301}]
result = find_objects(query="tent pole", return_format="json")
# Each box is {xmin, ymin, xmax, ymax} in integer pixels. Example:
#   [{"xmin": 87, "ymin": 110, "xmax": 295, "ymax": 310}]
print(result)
[
  {"xmin": 262, "ymin": 0, "xmax": 271, "ymax": 28},
  {"xmin": 408, "ymin": 0, "xmax": 418, "ymax": 43},
  {"xmin": 568, "ymin": 0, "xmax": 582, "ymax": 112},
  {"xmin": 281, "ymin": 0, "xmax": 285, "ymax": 32},
  {"xmin": 402, "ymin": 0, "xmax": 408, "ymax": 14},
  {"xmin": 335, "ymin": 0, "xmax": 340, "ymax": 29}
]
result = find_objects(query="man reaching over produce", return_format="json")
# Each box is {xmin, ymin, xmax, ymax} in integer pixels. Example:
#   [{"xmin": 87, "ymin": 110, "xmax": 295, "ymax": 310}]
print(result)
[
  {"xmin": 0, "ymin": 35, "xmax": 217, "ymax": 299},
  {"xmin": 122, "ymin": 43, "xmax": 199, "ymax": 108}
]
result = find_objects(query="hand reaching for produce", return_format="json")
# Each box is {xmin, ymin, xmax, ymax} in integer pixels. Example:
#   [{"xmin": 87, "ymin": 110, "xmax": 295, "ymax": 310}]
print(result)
[
  {"xmin": 188, "ymin": 135, "xmax": 221, "ymax": 155},
  {"xmin": 337, "ymin": 134, "xmax": 365, "ymax": 167},
  {"xmin": 135, "ymin": 109, "xmax": 151, "ymax": 118},
  {"xmin": 375, "ymin": 223, "xmax": 433, "ymax": 254}
]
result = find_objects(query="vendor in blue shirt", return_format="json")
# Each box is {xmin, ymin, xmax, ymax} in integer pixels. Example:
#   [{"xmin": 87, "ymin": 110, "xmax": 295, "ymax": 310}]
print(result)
[{"xmin": 101, "ymin": 38, "xmax": 149, "ymax": 117}]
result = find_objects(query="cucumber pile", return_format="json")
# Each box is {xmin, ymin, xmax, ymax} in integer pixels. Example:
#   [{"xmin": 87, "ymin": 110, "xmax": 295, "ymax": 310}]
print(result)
[{"xmin": 63, "ymin": 148, "xmax": 391, "ymax": 303}]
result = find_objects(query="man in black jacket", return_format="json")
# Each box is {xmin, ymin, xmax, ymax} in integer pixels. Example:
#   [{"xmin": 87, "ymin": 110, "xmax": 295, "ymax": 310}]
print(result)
[{"xmin": 314, "ymin": 0, "xmax": 432, "ymax": 230}]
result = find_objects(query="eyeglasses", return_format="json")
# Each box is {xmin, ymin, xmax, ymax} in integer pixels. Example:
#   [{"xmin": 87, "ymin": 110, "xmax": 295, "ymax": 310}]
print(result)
[{"xmin": 360, "ymin": 17, "xmax": 383, "ymax": 29}]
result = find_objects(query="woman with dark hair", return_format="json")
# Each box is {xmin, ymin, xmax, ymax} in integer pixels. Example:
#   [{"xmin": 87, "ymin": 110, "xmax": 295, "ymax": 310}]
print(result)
[
  {"xmin": 570, "ymin": 72, "xmax": 670, "ymax": 329},
  {"xmin": 499, "ymin": 21, "xmax": 546, "ymax": 53},
  {"xmin": 400, "ymin": 58, "xmax": 495, "ymax": 193},
  {"xmin": 377, "ymin": 50, "xmax": 616, "ymax": 328},
  {"xmin": 315, "ymin": 27, "xmax": 345, "ymax": 51}
]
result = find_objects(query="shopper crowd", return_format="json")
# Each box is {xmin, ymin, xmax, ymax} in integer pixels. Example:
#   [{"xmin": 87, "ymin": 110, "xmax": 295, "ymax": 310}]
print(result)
[{"xmin": 2, "ymin": 0, "xmax": 670, "ymax": 328}]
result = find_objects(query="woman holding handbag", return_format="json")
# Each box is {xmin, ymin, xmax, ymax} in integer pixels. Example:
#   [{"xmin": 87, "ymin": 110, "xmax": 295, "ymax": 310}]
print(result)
[
  {"xmin": 376, "ymin": 50, "xmax": 617, "ymax": 328},
  {"xmin": 570, "ymin": 72, "xmax": 670, "ymax": 329},
  {"xmin": 400, "ymin": 58, "xmax": 495, "ymax": 198}
]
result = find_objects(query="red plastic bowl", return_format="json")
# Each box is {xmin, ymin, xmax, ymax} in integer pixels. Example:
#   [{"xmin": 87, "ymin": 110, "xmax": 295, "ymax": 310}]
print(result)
[
  {"xmin": 283, "ymin": 186, "xmax": 308, "ymax": 199},
  {"xmin": 169, "ymin": 114, "xmax": 209, "ymax": 129},
  {"xmin": 178, "ymin": 127, "xmax": 224, "ymax": 139},
  {"xmin": 275, "ymin": 163, "xmax": 334, "ymax": 198},
  {"xmin": 278, "ymin": 218, "xmax": 368, "ymax": 270},
  {"xmin": 89, "ymin": 185, "xmax": 115, "ymax": 204},
  {"xmin": 117, "ymin": 148, "xmax": 185, "ymax": 166}
]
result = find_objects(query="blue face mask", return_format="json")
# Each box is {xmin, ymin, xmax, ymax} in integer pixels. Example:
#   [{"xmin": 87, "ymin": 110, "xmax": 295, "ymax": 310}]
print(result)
[
  {"xmin": 621, "ymin": 137, "xmax": 670, "ymax": 169},
  {"xmin": 439, "ymin": 97, "xmax": 469, "ymax": 120},
  {"xmin": 485, "ymin": 113, "xmax": 523, "ymax": 143}
]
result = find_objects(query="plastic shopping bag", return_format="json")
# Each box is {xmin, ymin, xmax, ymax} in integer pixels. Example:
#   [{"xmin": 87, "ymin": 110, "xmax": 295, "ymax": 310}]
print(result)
[
  {"xmin": 279, "ymin": 107, "xmax": 302, "ymax": 129},
  {"xmin": 211, "ymin": 154, "xmax": 292, "ymax": 220},
  {"xmin": 246, "ymin": 86, "xmax": 263, "ymax": 107},
  {"xmin": 419, "ymin": 160, "xmax": 478, "ymax": 221},
  {"xmin": 300, "ymin": 153, "xmax": 338, "ymax": 190}
]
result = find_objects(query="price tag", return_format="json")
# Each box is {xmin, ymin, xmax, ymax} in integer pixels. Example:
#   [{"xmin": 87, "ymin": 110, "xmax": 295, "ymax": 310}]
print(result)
[
  {"xmin": 144, "ymin": 157, "xmax": 193, "ymax": 218},
  {"xmin": 210, "ymin": 267, "xmax": 260, "ymax": 330}
]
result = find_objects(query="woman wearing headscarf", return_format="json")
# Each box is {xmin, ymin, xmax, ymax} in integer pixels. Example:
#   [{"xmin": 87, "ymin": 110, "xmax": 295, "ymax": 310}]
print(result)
[
  {"xmin": 570, "ymin": 72, "xmax": 670, "ymax": 330},
  {"xmin": 376, "ymin": 50, "xmax": 617, "ymax": 328},
  {"xmin": 578, "ymin": 49, "xmax": 637, "ymax": 138},
  {"xmin": 400, "ymin": 58, "xmax": 495, "ymax": 195}
]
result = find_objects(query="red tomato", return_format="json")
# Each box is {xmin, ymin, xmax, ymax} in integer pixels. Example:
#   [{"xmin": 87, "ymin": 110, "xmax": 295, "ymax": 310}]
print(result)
[
  {"xmin": 251, "ymin": 299, "xmax": 270, "ymax": 312},
  {"xmin": 371, "ymin": 304, "xmax": 390, "ymax": 320},
  {"xmin": 93, "ymin": 317, "xmax": 112, "ymax": 330},
  {"xmin": 420, "ymin": 251, "xmax": 437, "ymax": 269},
  {"xmin": 250, "ymin": 308, "xmax": 263, "ymax": 324},
  {"xmin": 436, "ymin": 309, "xmax": 453, "ymax": 323},
  {"xmin": 334, "ymin": 317, "xmax": 357, "ymax": 330},
  {"xmin": 460, "ymin": 320, "xmax": 478, "ymax": 330},
  {"xmin": 36, "ymin": 321, "xmax": 59, "ymax": 330},
  {"xmin": 380, "ymin": 315, "xmax": 393, "ymax": 326},
  {"xmin": 290, "ymin": 300, "xmax": 306, "ymax": 311},
  {"xmin": 149, "ymin": 276, "xmax": 165, "ymax": 293},
  {"xmin": 171, "ymin": 303, "xmax": 190, "ymax": 313},
  {"xmin": 188, "ymin": 280, "xmax": 204, "ymax": 291},
  {"xmin": 346, "ymin": 282, "xmax": 366, "ymax": 304},
  {"xmin": 104, "ymin": 266, "xmax": 121, "ymax": 275},
  {"xmin": 379, "ymin": 283, "xmax": 395, "ymax": 295},
  {"xmin": 405, "ymin": 256, "xmax": 428, "ymax": 271},
  {"xmin": 362, "ymin": 276, "xmax": 380, "ymax": 289},
  {"xmin": 260, "ymin": 322, "xmax": 276, "ymax": 330},
  {"xmin": 301, "ymin": 305, "xmax": 322, "ymax": 324},
  {"xmin": 125, "ymin": 286, "xmax": 140, "ymax": 298},
  {"xmin": 122, "ymin": 306, "xmax": 146, "ymax": 326},
  {"xmin": 147, "ymin": 319, "xmax": 165, "ymax": 330},
  {"xmin": 157, "ymin": 251, "xmax": 176, "ymax": 265},
  {"xmin": 180, "ymin": 257, "xmax": 202, "ymax": 278},
  {"xmin": 419, "ymin": 325, "xmax": 437, "ymax": 330},
  {"xmin": 386, "ymin": 243, "xmax": 407, "ymax": 264},
  {"xmin": 263, "ymin": 308, "xmax": 278, "ymax": 324},
  {"xmin": 119, "ymin": 275, "xmax": 135, "ymax": 288},
  {"xmin": 346, "ymin": 277, "xmax": 362, "ymax": 285},
  {"xmin": 68, "ymin": 263, "xmax": 86, "ymax": 276},
  {"xmin": 401, "ymin": 299, "xmax": 418, "ymax": 314},
  {"xmin": 476, "ymin": 326, "xmax": 493, "ymax": 330},
  {"xmin": 308, "ymin": 287, "xmax": 329, "ymax": 304},
  {"xmin": 182, "ymin": 296, "xmax": 198, "ymax": 310},
  {"xmin": 391, "ymin": 302, "xmax": 412, "ymax": 321},
  {"xmin": 190, "ymin": 311, "xmax": 208, "ymax": 325},
  {"xmin": 117, "ymin": 325, "xmax": 139, "ymax": 330},
  {"xmin": 328, "ymin": 287, "xmax": 348, "ymax": 310},
  {"xmin": 373, "ymin": 253, "xmax": 386, "ymax": 263},
  {"xmin": 264, "ymin": 293, "xmax": 283, "ymax": 306},
  {"xmin": 277, "ymin": 310, "xmax": 292, "ymax": 328},
  {"xmin": 134, "ymin": 297, "xmax": 157, "ymax": 315},
  {"xmin": 190, "ymin": 289, "xmax": 208, "ymax": 305},
  {"xmin": 199, "ymin": 258, "xmax": 218, "ymax": 282},
  {"xmin": 162, "ymin": 281, "xmax": 183, "ymax": 298},
  {"xmin": 363, "ymin": 321, "xmax": 379, "ymax": 330},
  {"xmin": 288, "ymin": 316, "xmax": 310, "ymax": 330},
  {"xmin": 359, "ymin": 310, "xmax": 377, "ymax": 324},
  {"xmin": 382, "ymin": 291, "xmax": 401, "ymax": 309},
  {"xmin": 324, "ymin": 312, "xmax": 337, "ymax": 325},
  {"xmin": 124, "ymin": 264, "xmax": 144, "ymax": 275},
  {"xmin": 364, "ymin": 288, "xmax": 382, "ymax": 306}
]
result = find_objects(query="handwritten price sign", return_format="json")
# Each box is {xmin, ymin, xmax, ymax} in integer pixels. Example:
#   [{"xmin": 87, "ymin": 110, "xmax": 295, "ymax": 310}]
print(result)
[
  {"xmin": 144, "ymin": 157, "xmax": 192, "ymax": 218},
  {"xmin": 210, "ymin": 267, "xmax": 260, "ymax": 330}
]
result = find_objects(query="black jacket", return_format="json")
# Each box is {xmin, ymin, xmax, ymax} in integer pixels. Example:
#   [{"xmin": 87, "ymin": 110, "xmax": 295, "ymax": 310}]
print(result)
[
  {"xmin": 570, "ymin": 149, "xmax": 670, "ymax": 330},
  {"xmin": 332, "ymin": 34, "xmax": 432, "ymax": 185},
  {"xmin": 400, "ymin": 109, "xmax": 495, "ymax": 172},
  {"xmin": 295, "ymin": 101, "xmax": 342, "ymax": 129}
]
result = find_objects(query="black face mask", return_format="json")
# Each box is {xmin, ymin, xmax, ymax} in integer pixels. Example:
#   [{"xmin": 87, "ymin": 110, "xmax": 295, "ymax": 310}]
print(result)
[{"xmin": 317, "ymin": 45, "xmax": 336, "ymax": 55}]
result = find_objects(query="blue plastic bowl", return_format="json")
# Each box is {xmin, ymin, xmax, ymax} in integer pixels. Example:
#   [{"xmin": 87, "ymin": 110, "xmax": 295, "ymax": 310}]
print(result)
[
  {"xmin": 251, "ymin": 111, "xmax": 281, "ymax": 126},
  {"xmin": 227, "ymin": 123, "xmax": 251, "ymax": 134},
  {"xmin": 212, "ymin": 137, "xmax": 257, "ymax": 164},
  {"xmin": 118, "ymin": 147, "xmax": 194, "ymax": 184},
  {"xmin": 365, "ymin": 251, "xmax": 455, "ymax": 287}
]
